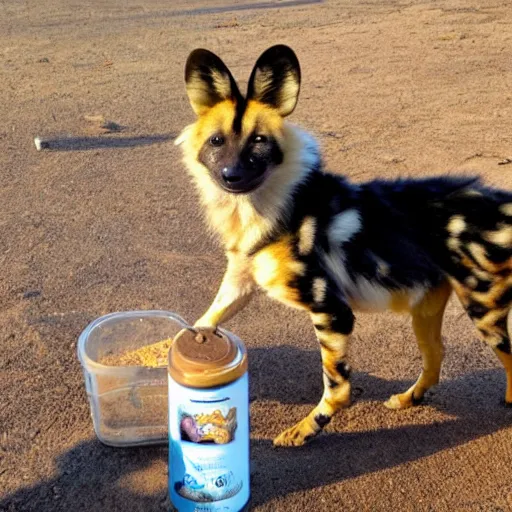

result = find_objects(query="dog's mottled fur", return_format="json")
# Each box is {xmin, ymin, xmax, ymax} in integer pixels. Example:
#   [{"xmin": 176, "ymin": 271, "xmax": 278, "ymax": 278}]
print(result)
[{"xmin": 176, "ymin": 45, "xmax": 512, "ymax": 446}]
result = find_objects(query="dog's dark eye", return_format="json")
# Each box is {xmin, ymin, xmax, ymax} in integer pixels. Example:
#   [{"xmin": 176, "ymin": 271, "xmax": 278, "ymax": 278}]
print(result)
[
  {"xmin": 252, "ymin": 135, "xmax": 267, "ymax": 144},
  {"xmin": 209, "ymin": 135, "xmax": 225, "ymax": 147}
]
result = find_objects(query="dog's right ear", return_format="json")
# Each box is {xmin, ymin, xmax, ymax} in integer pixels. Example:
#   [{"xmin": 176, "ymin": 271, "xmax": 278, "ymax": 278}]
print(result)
[
  {"xmin": 247, "ymin": 45, "xmax": 301, "ymax": 117},
  {"xmin": 185, "ymin": 49, "xmax": 242, "ymax": 116}
]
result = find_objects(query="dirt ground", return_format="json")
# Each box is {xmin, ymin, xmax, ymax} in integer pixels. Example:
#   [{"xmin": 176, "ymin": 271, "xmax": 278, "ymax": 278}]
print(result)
[{"xmin": 1, "ymin": 0, "xmax": 512, "ymax": 510}]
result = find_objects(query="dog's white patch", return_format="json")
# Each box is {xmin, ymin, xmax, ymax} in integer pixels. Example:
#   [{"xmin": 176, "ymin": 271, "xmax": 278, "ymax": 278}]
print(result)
[
  {"xmin": 472, "ymin": 267, "xmax": 493, "ymax": 281},
  {"xmin": 447, "ymin": 215, "xmax": 466, "ymax": 236},
  {"xmin": 499, "ymin": 203, "xmax": 512, "ymax": 217},
  {"xmin": 376, "ymin": 257, "xmax": 390, "ymax": 276},
  {"xmin": 353, "ymin": 276, "xmax": 393, "ymax": 310},
  {"xmin": 321, "ymin": 250, "xmax": 389, "ymax": 310},
  {"xmin": 322, "ymin": 246, "xmax": 425, "ymax": 312},
  {"xmin": 468, "ymin": 242, "xmax": 491, "ymax": 268},
  {"xmin": 465, "ymin": 275, "xmax": 478, "ymax": 289},
  {"xmin": 298, "ymin": 216, "xmax": 317, "ymax": 255},
  {"xmin": 485, "ymin": 224, "xmax": 512, "ymax": 247},
  {"xmin": 328, "ymin": 209, "xmax": 362, "ymax": 245},
  {"xmin": 174, "ymin": 124, "xmax": 194, "ymax": 146},
  {"xmin": 407, "ymin": 286, "xmax": 428, "ymax": 307},
  {"xmin": 446, "ymin": 237, "xmax": 460, "ymax": 251},
  {"xmin": 312, "ymin": 277, "xmax": 327, "ymax": 304}
]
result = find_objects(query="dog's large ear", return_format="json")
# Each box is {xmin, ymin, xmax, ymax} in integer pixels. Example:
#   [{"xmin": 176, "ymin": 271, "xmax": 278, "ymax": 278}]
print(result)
[
  {"xmin": 247, "ymin": 45, "xmax": 301, "ymax": 117},
  {"xmin": 185, "ymin": 49, "xmax": 242, "ymax": 116}
]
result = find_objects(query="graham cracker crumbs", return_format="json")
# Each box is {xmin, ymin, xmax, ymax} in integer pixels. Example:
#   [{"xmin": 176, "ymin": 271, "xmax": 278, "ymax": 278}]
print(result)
[{"xmin": 100, "ymin": 338, "xmax": 173, "ymax": 368}]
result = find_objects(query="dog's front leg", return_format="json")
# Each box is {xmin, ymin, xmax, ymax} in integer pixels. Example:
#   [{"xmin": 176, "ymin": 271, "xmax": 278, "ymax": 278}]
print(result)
[
  {"xmin": 274, "ymin": 297, "xmax": 355, "ymax": 447},
  {"xmin": 194, "ymin": 251, "xmax": 256, "ymax": 328}
]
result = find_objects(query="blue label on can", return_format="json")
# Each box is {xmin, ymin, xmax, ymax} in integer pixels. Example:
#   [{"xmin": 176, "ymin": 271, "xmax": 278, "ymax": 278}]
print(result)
[{"xmin": 168, "ymin": 373, "xmax": 249, "ymax": 512}]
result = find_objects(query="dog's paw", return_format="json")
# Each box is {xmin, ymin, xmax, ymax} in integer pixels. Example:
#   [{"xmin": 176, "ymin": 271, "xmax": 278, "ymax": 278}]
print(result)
[
  {"xmin": 273, "ymin": 423, "xmax": 315, "ymax": 447},
  {"xmin": 384, "ymin": 392, "xmax": 414, "ymax": 410}
]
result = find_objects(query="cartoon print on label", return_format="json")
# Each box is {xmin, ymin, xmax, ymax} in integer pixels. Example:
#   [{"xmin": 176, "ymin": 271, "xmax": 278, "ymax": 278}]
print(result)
[
  {"xmin": 180, "ymin": 408, "xmax": 237, "ymax": 444},
  {"xmin": 175, "ymin": 455, "xmax": 243, "ymax": 503}
]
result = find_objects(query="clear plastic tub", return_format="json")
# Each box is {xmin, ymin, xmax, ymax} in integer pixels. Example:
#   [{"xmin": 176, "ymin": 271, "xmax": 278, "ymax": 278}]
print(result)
[{"xmin": 77, "ymin": 310, "xmax": 189, "ymax": 447}]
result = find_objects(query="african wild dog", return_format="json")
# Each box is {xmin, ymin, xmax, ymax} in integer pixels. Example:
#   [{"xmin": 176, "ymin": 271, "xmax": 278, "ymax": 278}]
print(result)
[{"xmin": 175, "ymin": 45, "xmax": 512, "ymax": 447}]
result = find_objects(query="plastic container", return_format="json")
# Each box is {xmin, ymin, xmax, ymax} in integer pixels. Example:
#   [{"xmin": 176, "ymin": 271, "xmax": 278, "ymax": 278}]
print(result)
[
  {"xmin": 78, "ymin": 310, "xmax": 188, "ymax": 447},
  {"xmin": 168, "ymin": 327, "xmax": 250, "ymax": 511}
]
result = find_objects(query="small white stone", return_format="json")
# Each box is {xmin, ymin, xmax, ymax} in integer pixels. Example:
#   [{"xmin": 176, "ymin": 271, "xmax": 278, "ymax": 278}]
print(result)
[{"xmin": 34, "ymin": 137, "xmax": 50, "ymax": 150}]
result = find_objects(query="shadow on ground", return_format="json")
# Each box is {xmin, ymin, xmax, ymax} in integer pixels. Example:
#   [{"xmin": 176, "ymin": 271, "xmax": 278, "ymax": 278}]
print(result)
[
  {"xmin": 2, "ymin": 345, "xmax": 511, "ymax": 511},
  {"xmin": 36, "ymin": 134, "xmax": 174, "ymax": 151},
  {"xmin": 248, "ymin": 345, "xmax": 512, "ymax": 506},
  {"xmin": 0, "ymin": 442, "xmax": 169, "ymax": 512},
  {"xmin": 36, "ymin": 0, "xmax": 323, "ymax": 29}
]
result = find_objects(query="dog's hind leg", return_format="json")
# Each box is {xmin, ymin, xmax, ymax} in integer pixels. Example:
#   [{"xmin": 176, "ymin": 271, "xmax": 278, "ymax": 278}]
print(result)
[
  {"xmin": 494, "ymin": 342, "xmax": 512, "ymax": 405},
  {"xmin": 385, "ymin": 280, "xmax": 452, "ymax": 410},
  {"xmin": 451, "ymin": 274, "xmax": 512, "ymax": 405},
  {"xmin": 480, "ymin": 305, "xmax": 512, "ymax": 405},
  {"xmin": 475, "ymin": 314, "xmax": 511, "ymax": 406},
  {"xmin": 273, "ymin": 298, "xmax": 354, "ymax": 447},
  {"xmin": 502, "ymin": 308, "xmax": 512, "ymax": 404}
]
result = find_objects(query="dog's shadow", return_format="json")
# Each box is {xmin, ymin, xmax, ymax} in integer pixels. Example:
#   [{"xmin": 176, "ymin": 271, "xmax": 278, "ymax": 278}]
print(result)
[
  {"xmin": 36, "ymin": 134, "xmax": 174, "ymax": 151},
  {"xmin": 247, "ymin": 345, "xmax": 512, "ymax": 506},
  {"xmin": 248, "ymin": 344, "xmax": 508, "ymax": 408},
  {"xmin": 2, "ymin": 345, "xmax": 511, "ymax": 510}
]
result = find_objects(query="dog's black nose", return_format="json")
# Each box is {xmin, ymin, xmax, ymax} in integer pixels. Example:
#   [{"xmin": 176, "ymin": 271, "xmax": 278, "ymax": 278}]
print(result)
[{"xmin": 221, "ymin": 167, "xmax": 243, "ymax": 183}]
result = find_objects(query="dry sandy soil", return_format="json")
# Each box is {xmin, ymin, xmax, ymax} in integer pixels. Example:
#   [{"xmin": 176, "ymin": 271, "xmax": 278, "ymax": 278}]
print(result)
[{"xmin": 1, "ymin": 0, "xmax": 512, "ymax": 510}]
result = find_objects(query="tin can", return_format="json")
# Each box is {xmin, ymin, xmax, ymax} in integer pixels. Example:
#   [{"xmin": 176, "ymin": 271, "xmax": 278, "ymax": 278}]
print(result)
[{"xmin": 168, "ymin": 327, "xmax": 250, "ymax": 512}]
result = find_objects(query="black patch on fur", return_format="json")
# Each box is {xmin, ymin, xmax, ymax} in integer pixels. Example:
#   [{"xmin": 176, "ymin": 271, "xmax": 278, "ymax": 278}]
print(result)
[
  {"xmin": 477, "ymin": 326, "xmax": 493, "ymax": 338},
  {"xmin": 496, "ymin": 287, "xmax": 512, "ymax": 308},
  {"xmin": 247, "ymin": 159, "xmax": 327, "ymax": 256},
  {"xmin": 411, "ymin": 394, "xmax": 425, "ymax": 406},
  {"xmin": 483, "ymin": 242, "xmax": 511, "ymax": 264},
  {"xmin": 307, "ymin": 282, "xmax": 355, "ymax": 335},
  {"xmin": 324, "ymin": 372, "xmax": 338, "ymax": 388},
  {"xmin": 314, "ymin": 414, "xmax": 331, "ymax": 428},
  {"xmin": 473, "ymin": 278, "xmax": 493, "ymax": 293},
  {"xmin": 448, "ymin": 265, "xmax": 473, "ymax": 284},
  {"xmin": 232, "ymin": 100, "xmax": 246, "ymax": 134},
  {"xmin": 330, "ymin": 310, "xmax": 354, "ymax": 335},
  {"xmin": 287, "ymin": 171, "xmax": 357, "ymax": 239},
  {"xmin": 241, "ymin": 134, "xmax": 283, "ymax": 169},
  {"xmin": 466, "ymin": 300, "xmax": 488, "ymax": 319},
  {"xmin": 314, "ymin": 323, "xmax": 326, "ymax": 331},
  {"xmin": 498, "ymin": 268, "xmax": 511, "ymax": 278},
  {"xmin": 335, "ymin": 361, "xmax": 351, "ymax": 380},
  {"xmin": 496, "ymin": 337, "xmax": 512, "ymax": 354}
]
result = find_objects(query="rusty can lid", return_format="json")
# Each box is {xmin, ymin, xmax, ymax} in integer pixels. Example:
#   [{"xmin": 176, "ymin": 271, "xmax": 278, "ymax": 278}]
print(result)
[{"xmin": 168, "ymin": 327, "xmax": 247, "ymax": 388}]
